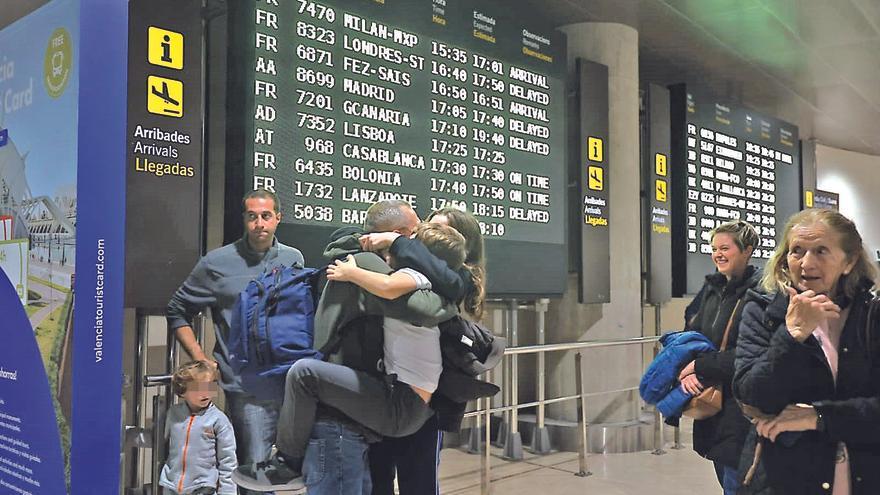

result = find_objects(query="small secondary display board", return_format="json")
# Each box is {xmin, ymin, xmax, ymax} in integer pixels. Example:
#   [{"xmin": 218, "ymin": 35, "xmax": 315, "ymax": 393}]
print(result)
[
  {"xmin": 811, "ymin": 189, "xmax": 839, "ymax": 211},
  {"xmin": 643, "ymin": 84, "xmax": 672, "ymax": 304},
  {"xmin": 224, "ymin": 0, "xmax": 568, "ymax": 295},
  {"xmin": 576, "ymin": 59, "xmax": 610, "ymax": 303},
  {"xmin": 670, "ymin": 85, "xmax": 801, "ymax": 296}
]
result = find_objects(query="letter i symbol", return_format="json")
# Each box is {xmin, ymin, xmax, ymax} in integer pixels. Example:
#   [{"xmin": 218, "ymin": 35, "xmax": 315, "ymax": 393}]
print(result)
[
  {"xmin": 587, "ymin": 136, "xmax": 603, "ymax": 162},
  {"xmin": 161, "ymin": 35, "xmax": 172, "ymax": 63}
]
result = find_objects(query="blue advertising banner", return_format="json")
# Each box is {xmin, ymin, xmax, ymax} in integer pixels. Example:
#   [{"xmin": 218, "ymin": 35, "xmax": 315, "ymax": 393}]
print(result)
[
  {"xmin": 0, "ymin": 0, "xmax": 81, "ymax": 491},
  {"xmin": 1, "ymin": 0, "xmax": 140, "ymax": 492},
  {"xmin": 0, "ymin": 270, "xmax": 65, "ymax": 495},
  {"xmin": 70, "ymin": 0, "xmax": 128, "ymax": 493}
]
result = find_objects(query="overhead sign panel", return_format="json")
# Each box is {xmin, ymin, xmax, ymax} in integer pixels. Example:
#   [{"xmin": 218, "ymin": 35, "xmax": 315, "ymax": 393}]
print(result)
[
  {"xmin": 576, "ymin": 59, "xmax": 610, "ymax": 303},
  {"xmin": 125, "ymin": 0, "xmax": 203, "ymax": 309}
]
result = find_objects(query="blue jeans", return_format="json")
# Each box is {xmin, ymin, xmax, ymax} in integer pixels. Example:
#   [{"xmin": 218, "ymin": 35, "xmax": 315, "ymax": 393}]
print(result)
[
  {"xmin": 304, "ymin": 419, "xmax": 372, "ymax": 495},
  {"xmin": 225, "ymin": 391, "xmax": 281, "ymax": 495},
  {"xmin": 713, "ymin": 461, "xmax": 740, "ymax": 495}
]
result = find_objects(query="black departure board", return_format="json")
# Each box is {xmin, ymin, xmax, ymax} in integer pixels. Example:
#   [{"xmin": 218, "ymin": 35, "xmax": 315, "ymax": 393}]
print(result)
[
  {"xmin": 224, "ymin": 0, "xmax": 568, "ymax": 295},
  {"xmin": 670, "ymin": 85, "xmax": 801, "ymax": 295}
]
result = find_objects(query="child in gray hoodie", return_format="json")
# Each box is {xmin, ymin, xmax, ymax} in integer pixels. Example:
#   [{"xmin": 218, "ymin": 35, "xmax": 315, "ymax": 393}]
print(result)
[{"xmin": 160, "ymin": 361, "xmax": 237, "ymax": 495}]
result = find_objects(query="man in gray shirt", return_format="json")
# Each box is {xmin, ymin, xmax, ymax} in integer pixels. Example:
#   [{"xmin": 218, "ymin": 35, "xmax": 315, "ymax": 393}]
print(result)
[{"xmin": 166, "ymin": 189, "xmax": 303, "ymax": 495}]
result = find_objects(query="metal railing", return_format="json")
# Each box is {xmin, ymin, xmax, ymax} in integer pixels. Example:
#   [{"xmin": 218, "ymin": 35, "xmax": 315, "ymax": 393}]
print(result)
[
  {"xmin": 465, "ymin": 335, "xmax": 661, "ymax": 494},
  {"xmin": 131, "ymin": 307, "xmax": 664, "ymax": 494}
]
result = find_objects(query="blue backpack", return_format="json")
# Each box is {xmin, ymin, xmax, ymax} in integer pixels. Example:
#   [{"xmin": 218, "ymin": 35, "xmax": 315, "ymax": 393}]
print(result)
[{"xmin": 228, "ymin": 265, "xmax": 324, "ymax": 399}]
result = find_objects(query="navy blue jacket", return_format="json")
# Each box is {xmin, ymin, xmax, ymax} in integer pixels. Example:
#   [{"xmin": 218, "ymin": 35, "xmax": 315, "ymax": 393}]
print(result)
[
  {"xmin": 641, "ymin": 331, "xmax": 715, "ymax": 417},
  {"xmin": 734, "ymin": 284, "xmax": 880, "ymax": 494}
]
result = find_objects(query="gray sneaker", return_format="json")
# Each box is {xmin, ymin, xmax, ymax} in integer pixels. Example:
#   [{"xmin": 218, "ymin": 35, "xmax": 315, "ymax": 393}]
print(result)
[{"xmin": 232, "ymin": 454, "xmax": 305, "ymax": 492}]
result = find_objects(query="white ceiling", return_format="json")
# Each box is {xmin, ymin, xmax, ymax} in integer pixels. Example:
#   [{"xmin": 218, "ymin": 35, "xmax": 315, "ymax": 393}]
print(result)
[{"xmin": 532, "ymin": 0, "xmax": 880, "ymax": 156}]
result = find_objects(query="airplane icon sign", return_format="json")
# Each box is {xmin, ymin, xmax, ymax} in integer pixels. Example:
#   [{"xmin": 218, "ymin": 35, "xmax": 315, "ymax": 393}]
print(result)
[
  {"xmin": 147, "ymin": 75, "xmax": 183, "ymax": 117},
  {"xmin": 588, "ymin": 166, "xmax": 604, "ymax": 191}
]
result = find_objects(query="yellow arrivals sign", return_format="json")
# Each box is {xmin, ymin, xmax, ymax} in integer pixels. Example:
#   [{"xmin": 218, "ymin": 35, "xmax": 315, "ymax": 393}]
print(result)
[
  {"xmin": 147, "ymin": 75, "xmax": 183, "ymax": 117},
  {"xmin": 588, "ymin": 166, "xmax": 604, "ymax": 191},
  {"xmin": 148, "ymin": 26, "xmax": 184, "ymax": 70}
]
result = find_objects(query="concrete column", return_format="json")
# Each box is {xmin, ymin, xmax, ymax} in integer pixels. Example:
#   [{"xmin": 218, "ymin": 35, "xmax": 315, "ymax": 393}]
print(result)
[{"xmin": 544, "ymin": 23, "xmax": 642, "ymax": 449}]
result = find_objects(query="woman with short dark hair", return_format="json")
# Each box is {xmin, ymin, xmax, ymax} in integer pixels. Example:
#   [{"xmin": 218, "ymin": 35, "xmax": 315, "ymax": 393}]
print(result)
[{"xmin": 681, "ymin": 220, "xmax": 762, "ymax": 494}]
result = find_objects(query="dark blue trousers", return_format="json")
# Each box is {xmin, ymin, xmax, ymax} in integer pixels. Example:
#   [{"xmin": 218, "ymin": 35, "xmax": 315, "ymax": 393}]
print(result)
[{"xmin": 368, "ymin": 414, "xmax": 442, "ymax": 495}]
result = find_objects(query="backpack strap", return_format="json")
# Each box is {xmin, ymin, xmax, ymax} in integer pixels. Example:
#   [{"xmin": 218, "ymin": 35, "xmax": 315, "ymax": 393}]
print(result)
[{"xmin": 719, "ymin": 299, "xmax": 743, "ymax": 351}]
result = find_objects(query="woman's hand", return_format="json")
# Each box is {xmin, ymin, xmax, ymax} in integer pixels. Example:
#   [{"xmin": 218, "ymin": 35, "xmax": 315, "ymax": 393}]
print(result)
[
  {"xmin": 680, "ymin": 373, "xmax": 704, "ymax": 395},
  {"xmin": 785, "ymin": 286, "xmax": 841, "ymax": 342},
  {"xmin": 359, "ymin": 232, "xmax": 401, "ymax": 252},
  {"xmin": 326, "ymin": 255, "xmax": 358, "ymax": 282},
  {"xmin": 754, "ymin": 404, "xmax": 819, "ymax": 442},
  {"xmin": 678, "ymin": 360, "xmax": 697, "ymax": 381}
]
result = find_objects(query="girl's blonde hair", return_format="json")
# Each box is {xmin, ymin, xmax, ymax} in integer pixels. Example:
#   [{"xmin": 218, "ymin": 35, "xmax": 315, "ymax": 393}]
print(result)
[{"xmin": 761, "ymin": 208, "xmax": 878, "ymax": 296}]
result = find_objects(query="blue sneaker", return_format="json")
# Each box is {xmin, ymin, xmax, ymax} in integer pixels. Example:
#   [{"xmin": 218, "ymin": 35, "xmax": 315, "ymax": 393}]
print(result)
[{"xmin": 232, "ymin": 453, "xmax": 305, "ymax": 492}]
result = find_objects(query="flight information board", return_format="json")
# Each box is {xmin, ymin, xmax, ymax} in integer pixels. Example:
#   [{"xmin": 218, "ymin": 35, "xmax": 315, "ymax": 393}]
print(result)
[
  {"xmin": 224, "ymin": 0, "xmax": 568, "ymax": 295},
  {"xmin": 670, "ymin": 85, "xmax": 801, "ymax": 295}
]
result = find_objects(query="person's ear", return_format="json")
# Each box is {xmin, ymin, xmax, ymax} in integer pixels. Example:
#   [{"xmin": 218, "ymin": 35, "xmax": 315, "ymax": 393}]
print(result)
[{"xmin": 843, "ymin": 258, "xmax": 856, "ymax": 276}]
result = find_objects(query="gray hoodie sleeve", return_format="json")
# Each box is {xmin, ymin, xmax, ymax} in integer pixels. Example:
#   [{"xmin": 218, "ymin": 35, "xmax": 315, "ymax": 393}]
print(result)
[
  {"xmin": 166, "ymin": 255, "xmax": 218, "ymax": 330},
  {"xmin": 215, "ymin": 413, "xmax": 238, "ymax": 494}
]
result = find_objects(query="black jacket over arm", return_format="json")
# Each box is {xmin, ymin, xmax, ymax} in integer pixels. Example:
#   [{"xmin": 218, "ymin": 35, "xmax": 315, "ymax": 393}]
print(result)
[
  {"xmin": 685, "ymin": 265, "xmax": 762, "ymax": 467},
  {"xmin": 734, "ymin": 285, "xmax": 880, "ymax": 495},
  {"xmin": 389, "ymin": 235, "xmax": 471, "ymax": 302}
]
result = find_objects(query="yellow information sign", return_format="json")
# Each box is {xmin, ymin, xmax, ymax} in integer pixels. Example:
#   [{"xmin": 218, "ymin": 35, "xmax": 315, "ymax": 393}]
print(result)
[
  {"xmin": 655, "ymin": 153, "xmax": 667, "ymax": 177},
  {"xmin": 147, "ymin": 75, "xmax": 183, "ymax": 117},
  {"xmin": 655, "ymin": 179, "xmax": 667, "ymax": 202},
  {"xmin": 148, "ymin": 26, "xmax": 184, "ymax": 70},
  {"xmin": 805, "ymin": 190, "xmax": 814, "ymax": 208},
  {"xmin": 587, "ymin": 136, "xmax": 603, "ymax": 162},
  {"xmin": 588, "ymin": 166, "xmax": 604, "ymax": 191}
]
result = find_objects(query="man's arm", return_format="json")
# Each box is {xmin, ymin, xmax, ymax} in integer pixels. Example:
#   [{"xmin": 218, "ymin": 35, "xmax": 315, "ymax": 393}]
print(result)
[
  {"xmin": 312, "ymin": 252, "xmax": 391, "ymax": 352},
  {"xmin": 366, "ymin": 288, "xmax": 456, "ymax": 325},
  {"xmin": 346, "ymin": 252, "xmax": 455, "ymax": 325},
  {"xmin": 174, "ymin": 326, "xmax": 209, "ymax": 362},
  {"xmin": 166, "ymin": 257, "xmax": 217, "ymax": 361},
  {"xmin": 313, "ymin": 252, "xmax": 457, "ymax": 352}
]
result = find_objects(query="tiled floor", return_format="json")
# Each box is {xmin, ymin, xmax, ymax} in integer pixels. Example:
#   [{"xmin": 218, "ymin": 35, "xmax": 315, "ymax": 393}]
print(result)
[
  {"xmin": 279, "ymin": 421, "xmax": 721, "ymax": 494},
  {"xmin": 437, "ymin": 442, "xmax": 719, "ymax": 495}
]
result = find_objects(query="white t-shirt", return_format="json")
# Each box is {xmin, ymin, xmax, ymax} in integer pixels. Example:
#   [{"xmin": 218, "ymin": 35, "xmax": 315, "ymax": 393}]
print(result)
[{"xmin": 382, "ymin": 268, "xmax": 443, "ymax": 393}]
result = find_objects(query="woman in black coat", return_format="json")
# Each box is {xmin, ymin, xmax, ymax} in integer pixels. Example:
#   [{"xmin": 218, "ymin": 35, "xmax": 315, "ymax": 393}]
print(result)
[
  {"xmin": 734, "ymin": 209, "xmax": 880, "ymax": 495},
  {"xmin": 681, "ymin": 220, "xmax": 762, "ymax": 494}
]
